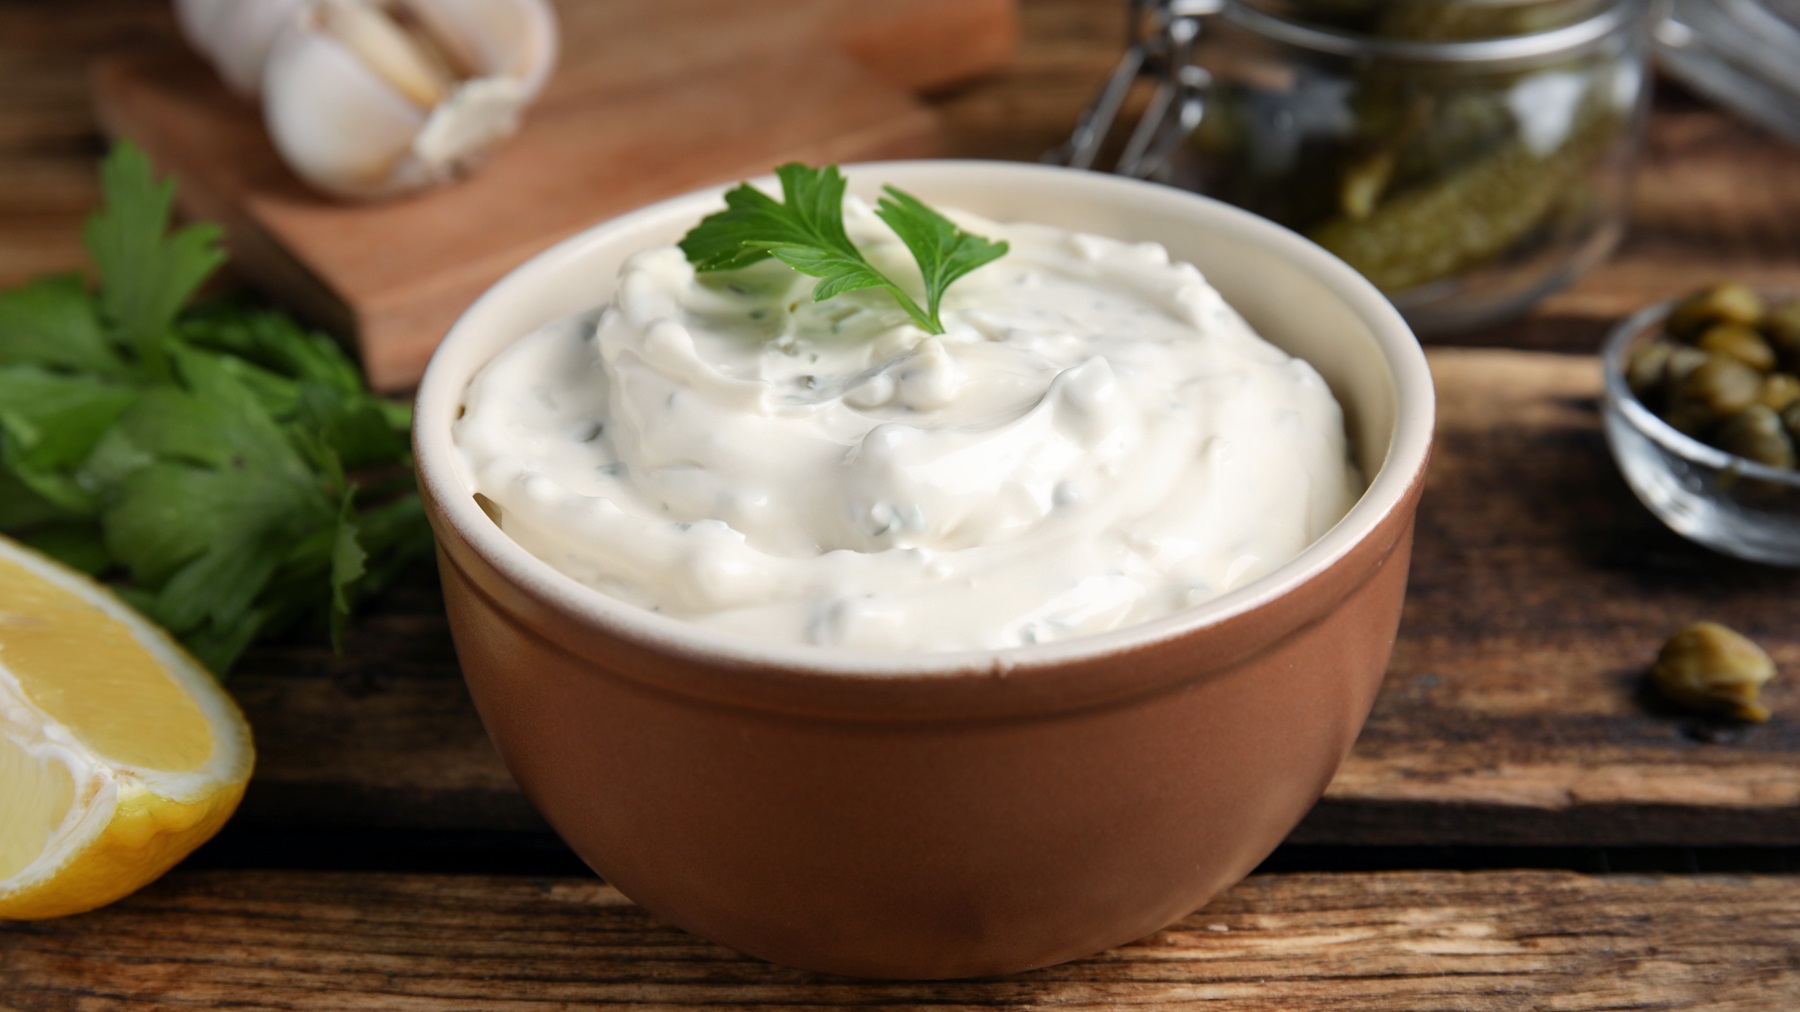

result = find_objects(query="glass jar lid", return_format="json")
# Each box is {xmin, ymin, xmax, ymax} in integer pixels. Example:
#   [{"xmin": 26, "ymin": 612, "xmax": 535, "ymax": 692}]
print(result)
[
  {"xmin": 1237, "ymin": 0, "xmax": 1624, "ymax": 42},
  {"xmin": 1051, "ymin": 0, "xmax": 1655, "ymax": 171},
  {"xmin": 1219, "ymin": 0, "xmax": 1652, "ymax": 62}
]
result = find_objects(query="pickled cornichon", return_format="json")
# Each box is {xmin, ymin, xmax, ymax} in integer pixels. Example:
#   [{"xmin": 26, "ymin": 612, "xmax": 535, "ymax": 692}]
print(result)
[{"xmin": 1308, "ymin": 109, "xmax": 1618, "ymax": 293}]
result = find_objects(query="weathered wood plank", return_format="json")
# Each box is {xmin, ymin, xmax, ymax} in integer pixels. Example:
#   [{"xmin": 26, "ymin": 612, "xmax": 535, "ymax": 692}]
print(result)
[{"xmin": 3, "ymin": 869, "xmax": 1796, "ymax": 1007}]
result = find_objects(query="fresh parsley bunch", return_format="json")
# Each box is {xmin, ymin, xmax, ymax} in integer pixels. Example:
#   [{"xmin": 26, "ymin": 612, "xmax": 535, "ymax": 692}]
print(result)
[
  {"xmin": 0, "ymin": 143, "xmax": 432, "ymax": 676},
  {"xmin": 679, "ymin": 163, "xmax": 1007, "ymax": 334}
]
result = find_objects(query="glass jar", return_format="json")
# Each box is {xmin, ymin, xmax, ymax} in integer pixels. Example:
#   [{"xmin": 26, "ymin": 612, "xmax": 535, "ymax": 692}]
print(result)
[{"xmin": 1058, "ymin": 0, "xmax": 1661, "ymax": 331}]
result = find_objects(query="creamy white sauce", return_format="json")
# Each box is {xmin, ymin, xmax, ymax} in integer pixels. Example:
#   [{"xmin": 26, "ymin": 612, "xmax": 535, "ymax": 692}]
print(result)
[{"xmin": 455, "ymin": 200, "xmax": 1362, "ymax": 651}]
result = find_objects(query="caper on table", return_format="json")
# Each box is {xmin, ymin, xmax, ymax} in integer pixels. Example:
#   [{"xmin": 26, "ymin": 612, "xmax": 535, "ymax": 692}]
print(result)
[
  {"xmin": 1631, "ymin": 283, "xmax": 1800, "ymax": 471},
  {"xmin": 1651, "ymin": 621, "xmax": 1778, "ymax": 723}
]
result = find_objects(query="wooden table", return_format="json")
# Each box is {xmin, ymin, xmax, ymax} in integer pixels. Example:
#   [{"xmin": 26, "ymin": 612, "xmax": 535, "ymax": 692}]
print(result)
[{"xmin": 4, "ymin": 2, "xmax": 1800, "ymax": 1008}]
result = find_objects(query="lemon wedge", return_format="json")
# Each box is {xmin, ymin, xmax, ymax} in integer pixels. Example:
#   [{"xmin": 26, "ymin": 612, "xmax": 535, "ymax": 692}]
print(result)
[{"xmin": 0, "ymin": 535, "xmax": 253, "ymax": 920}]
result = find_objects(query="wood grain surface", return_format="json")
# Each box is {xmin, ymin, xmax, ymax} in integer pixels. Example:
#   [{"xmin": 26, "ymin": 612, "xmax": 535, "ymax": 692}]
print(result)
[{"xmin": 4, "ymin": 869, "xmax": 1797, "ymax": 1008}]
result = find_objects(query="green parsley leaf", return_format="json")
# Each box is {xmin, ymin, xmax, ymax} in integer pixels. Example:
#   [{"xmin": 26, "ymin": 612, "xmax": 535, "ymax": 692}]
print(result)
[
  {"xmin": 329, "ymin": 487, "xmax": 367, "ymax": 653},
  {"xmin": 0, "ymin": 366, "xmax": 137, "ymax": 475},
  {"xmin": 680, "ymin": 164, "xmax": 930, "ymax": 330},
  {"xmin": 352, "ymin": 493, "xmax": 433, "ymax": 589},
  {"xmin": 82, "ymin": 143, "xmax": 226, "ymax": 377},
  {"xmin": 0, "ymin": 274, "xmax": 128, "ymax": 377},
  {"xmin": 181, "ymin": 302, "xmax": 367, "ymax": 394},
  {"xmin": 0, "ymin": 470, "xmax": 73, "ymax": 531},
  {"xmin": 0, "ymin": 366, "xmax": 138, "ymax": 516},
  {"xmin": 873, "ymin": 186, "xmax": 1010, "ymax": 334},
  {"xmin": 296, "ymin": 381, "xmax": 412, "ymax": 471},
  {"xmin": 679, "ymin": 163, "xmax": 1006, "ymax": 335}
]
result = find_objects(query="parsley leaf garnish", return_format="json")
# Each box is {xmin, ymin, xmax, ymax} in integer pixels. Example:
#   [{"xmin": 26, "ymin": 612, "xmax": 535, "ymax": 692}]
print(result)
[
  {"xmin": 871, "ymin": 185, "xmax": 1011, "ymax": 334},
  {"xmin": 679, "ymin": 163, "xmax": 1007, "ymax": 335},
  {"xmin": 0, "ymin": 142, "xmax": 432, "ymax": 677}
]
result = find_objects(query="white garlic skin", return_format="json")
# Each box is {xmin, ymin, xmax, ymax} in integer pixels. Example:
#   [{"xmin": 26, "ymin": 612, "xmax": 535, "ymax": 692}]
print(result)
[
  {"xmin": 175, "ymin": 0, "xmax": 558, "ymax": 202},
  {"xmin": 262, "ymin": 16, "xmax": 429, "ymax": 197},
  {"xmin": 398, "ymin": 0, "xmax": 557, "ymax": 98},
  {"xmin": 175, "ymin": 0, "xmax": 314, "ymax": 97}
]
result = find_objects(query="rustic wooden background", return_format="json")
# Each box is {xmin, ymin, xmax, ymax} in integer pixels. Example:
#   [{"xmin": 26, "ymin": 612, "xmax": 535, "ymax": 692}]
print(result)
[{"xmin": 3, "ymin": 0, "xmax": 1799, "ymax": 1007}]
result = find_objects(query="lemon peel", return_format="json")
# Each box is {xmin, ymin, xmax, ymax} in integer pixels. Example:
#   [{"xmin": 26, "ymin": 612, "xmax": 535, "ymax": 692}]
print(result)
[{"xmin": 0, "ymin": 535, "xmax": 253, "ymax": 920}]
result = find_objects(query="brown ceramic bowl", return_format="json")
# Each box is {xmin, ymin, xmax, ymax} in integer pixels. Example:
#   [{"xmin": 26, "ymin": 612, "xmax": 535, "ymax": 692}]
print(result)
[{"xmin": 414, "ymin": 162, "xmax": 1434, "ymax": 979}]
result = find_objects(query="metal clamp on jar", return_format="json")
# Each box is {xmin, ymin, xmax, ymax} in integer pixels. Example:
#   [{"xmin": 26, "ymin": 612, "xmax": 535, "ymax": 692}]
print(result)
[{"xmin": 1056, "ymin": 0, "xmax": 1661, "ymax": 331}]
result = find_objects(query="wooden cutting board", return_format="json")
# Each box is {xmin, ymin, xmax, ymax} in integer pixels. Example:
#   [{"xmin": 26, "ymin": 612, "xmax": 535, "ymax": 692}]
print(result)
[{"xmin": 91, "ymin": 0, "xmax": 1018, "ymax": 392}]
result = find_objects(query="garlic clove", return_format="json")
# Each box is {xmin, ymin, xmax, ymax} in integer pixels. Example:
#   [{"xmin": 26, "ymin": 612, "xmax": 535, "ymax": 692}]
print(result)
[
  {"xmin": 397, "ymin": 0, "xmax": 559, "ymax": 99},
  {"xmin": 263, "ymin": 16, "xmax": 428, "ymax": 199},
  {"xmin": 312, "ymin": 0, "xmax": 456, "ymax": 110},
  {"xmin": 173, "ymin": 0, "xmax": 230, "ymax": 53},
  {"xmin": 175, "ymin": 0, "xmax": 314, "ymax": 97}
]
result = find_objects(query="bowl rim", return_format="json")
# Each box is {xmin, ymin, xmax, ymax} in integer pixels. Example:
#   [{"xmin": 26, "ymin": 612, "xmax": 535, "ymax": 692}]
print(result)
[
  {"xmin": 1602, "ymin": 295, "xmax": 1800, "ymax": 488},
  {"xmin": 414, "ymin": 160, "xmax": 1436, "ymax": 679}
]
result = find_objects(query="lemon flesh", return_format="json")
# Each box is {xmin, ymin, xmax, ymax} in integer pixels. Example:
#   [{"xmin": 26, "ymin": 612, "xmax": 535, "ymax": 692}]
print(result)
[{"xmin": 0, "ymin": 537, "xmax": 254, "ymax": 920}]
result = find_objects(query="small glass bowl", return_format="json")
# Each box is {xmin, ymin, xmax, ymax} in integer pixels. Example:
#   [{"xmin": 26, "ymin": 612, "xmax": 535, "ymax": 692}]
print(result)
[{"xmin": 1601, "ymin": 297, "xmax": 1800, "ymax": 566}]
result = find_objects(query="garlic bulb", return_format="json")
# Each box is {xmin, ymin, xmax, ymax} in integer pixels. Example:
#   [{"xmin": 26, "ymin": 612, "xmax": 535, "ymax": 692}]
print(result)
[{"xmin": 175, "ymin": 0, "xmax": 558, "ymax": 201}]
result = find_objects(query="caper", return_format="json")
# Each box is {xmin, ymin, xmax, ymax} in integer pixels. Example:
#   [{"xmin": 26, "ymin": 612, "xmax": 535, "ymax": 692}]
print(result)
[
  {"xmin": 1669, "ymin": 356, "xmax": 1763, "ymax": 430},
  {"xmin": 1626, "ymin": 341, "xmax": 1675, "ymax": 404},
  {"xmin": 1784, "ymin": 401, "xmax": 1800, "ymax": 445},
  {"xmin": 1666, "ymin": 282, "xmax": 1765, "ymax": 340},
  {"xmin": 1765, "ymin": 300, "xmax": 1800, "ymax": 372},
  {"xmin": 1651, "ymin": 621, "xmax": 1776, "ymax": 723},
  {"xmin": 1757, "ymin": 372, "xmax": 1800, "ymax": 413},
  {"xmin": 1664, "ymin": 345, "xmax": 1711, "ymax": 387},
  {"xmin": 1696, "ymin": 323, "xmax": 1777, "ymax": 372},
  {"xmin": 1716, "ymin": 404, "xmax": 1797, "ymax": 469}
]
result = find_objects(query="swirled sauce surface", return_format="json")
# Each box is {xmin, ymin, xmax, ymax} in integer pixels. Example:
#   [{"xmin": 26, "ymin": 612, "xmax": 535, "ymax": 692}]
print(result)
[{"xmin": 456, "ymin": 202, "xmax": 1362, "ymax": 651}]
